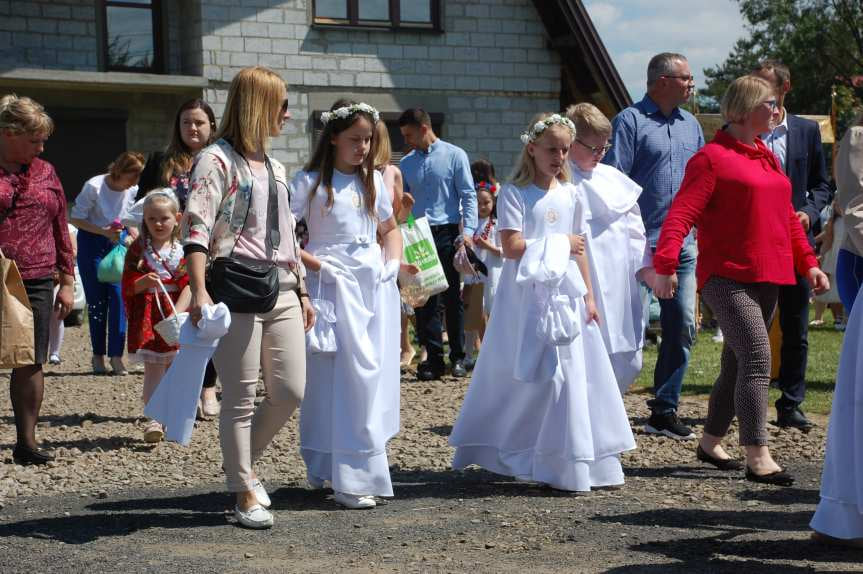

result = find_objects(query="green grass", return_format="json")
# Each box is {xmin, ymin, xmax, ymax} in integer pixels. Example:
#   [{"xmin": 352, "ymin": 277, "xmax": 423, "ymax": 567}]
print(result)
[{"xmin": 632, "ymin": 314, "xmax": 845, "ymax": 416}]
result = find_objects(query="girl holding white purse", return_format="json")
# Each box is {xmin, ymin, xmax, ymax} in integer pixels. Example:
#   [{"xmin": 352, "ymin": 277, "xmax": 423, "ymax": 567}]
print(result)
[
  {"xmin": 122, "ymin": 189, "xmax": 190, "ymax": 443},
  {"xmin": 291, "ymin": 99, "xmax": 403, "ymax": 510}
]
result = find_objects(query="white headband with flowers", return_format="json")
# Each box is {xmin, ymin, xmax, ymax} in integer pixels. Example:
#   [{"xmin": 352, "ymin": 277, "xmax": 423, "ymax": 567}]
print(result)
[
  {"xmin": 320, "ymin": 102, "xmax": 380, "ymax": 125},
  {"xmin": 520, "ymin": 114, "xmax": 576, "ymax": 144}
]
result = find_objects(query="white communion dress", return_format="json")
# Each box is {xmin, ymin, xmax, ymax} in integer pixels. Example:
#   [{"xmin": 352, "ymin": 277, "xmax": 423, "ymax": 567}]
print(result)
[
  {"xmin": 571, "ymin": 162, "xmax": 651, "ymax": 393},
  {"xmin": 449, "ymin": 180, "xmax": 636, "ymax": 491},
  {"xmin": 291, "ymin": 168, "xmax": 400, "ymax": 497},
  {"xmin": 810, "ymin": 286, "xmax": 863, "ymax": 539}
]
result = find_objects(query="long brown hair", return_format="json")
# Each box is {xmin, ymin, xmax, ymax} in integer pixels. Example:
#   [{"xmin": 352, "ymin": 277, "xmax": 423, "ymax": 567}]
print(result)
[
  {"xmin": 304, "ymin": 99, "xmax": 377, "ymax": 218},
  {"xmin": 160, "ymin": 98, "xmax": 216, "ymax": 184}
]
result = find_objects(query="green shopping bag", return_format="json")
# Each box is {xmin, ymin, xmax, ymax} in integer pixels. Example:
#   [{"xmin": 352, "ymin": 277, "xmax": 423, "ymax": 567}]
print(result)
[
  {"xmin": 97, "ymin": 231, "xmax": 127, "ymax": 284},
  {"xmin": 398, "ymin": 215, "xmax": 449, "ymax": 307}
]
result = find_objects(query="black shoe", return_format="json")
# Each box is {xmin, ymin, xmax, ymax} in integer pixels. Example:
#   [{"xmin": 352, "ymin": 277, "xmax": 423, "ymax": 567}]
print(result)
[
  {"xmin": 746, "ymin": 466, "xmax": 794, "ymax": 487},
  {"xmin": 696, "ymin": 444, "xmax": 744, "ymax": 471},
  {"xmin": 463, "ymin": 355, "xmax": 477, "ymax": 371},
  {"xmin": 416, "ymin": 362, "xmax": 444, "ymax": 381},
  {"xmin": 644, "ymin": 412, "xmax": 695, "ymax": 440},
  {"xmin": 451, "ymin": 360, "xmax": 468, "ymax": 378},
  {"xmin": 12, "ymin": 444, "xmax": 54, "ymax": 466},
  {"xmin": 777, "ymin": 407, "xmax": 814, "ymax": 431}
]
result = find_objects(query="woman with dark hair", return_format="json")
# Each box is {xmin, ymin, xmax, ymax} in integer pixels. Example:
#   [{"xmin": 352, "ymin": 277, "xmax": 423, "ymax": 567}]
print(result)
[
  {"xmin": 135, "ymin": 99, "xmax": 221, "ymax": 417},
  {"xmin": 291, "ymin": 99, "xmax": 403, "ymax": 509},
  {"xmin": 136, "ymin": 98, "xmax": 217, "ymax": 207},
  {"xmin": 0, "ymin": 94, "xmax": 75, "ymax": 465}
]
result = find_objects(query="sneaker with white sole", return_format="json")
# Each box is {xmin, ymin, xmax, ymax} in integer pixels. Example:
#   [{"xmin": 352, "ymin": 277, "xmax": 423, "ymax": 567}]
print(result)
[
  {"xmin": 234, "ymin": 504, "xmax": 273, "ymax": 529},
  {"xmin": 333, "ymin": 491, "xmax": 376, "ymax": 509},
  {"xmin": 251, "ymin": 479, "xmax": 271, "ymax": 509},
  {"xmin": 644, "ymin": 412, "xmax": 695, "ymax": 440}
]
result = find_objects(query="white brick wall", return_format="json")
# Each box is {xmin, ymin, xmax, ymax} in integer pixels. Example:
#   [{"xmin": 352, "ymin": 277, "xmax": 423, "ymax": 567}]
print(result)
[{"xmin": 200, "ymin": 0, "xmax": 562, "ymax": 176}]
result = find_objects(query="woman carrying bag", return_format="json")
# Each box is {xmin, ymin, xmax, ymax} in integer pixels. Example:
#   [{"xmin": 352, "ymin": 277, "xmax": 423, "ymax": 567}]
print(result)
[
  {"xmin": 181, "ymin": 66, "xmax": 314, "ymax": 530},
  {"xmin": 0, "ymin": 94, "xmax": 75, "ymax": 465}
]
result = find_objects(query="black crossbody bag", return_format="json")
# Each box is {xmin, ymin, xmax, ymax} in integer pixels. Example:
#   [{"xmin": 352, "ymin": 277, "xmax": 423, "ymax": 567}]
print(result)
[{"xmin": 206, "ymin": 159, "xmax": 283, "ymax": 314}]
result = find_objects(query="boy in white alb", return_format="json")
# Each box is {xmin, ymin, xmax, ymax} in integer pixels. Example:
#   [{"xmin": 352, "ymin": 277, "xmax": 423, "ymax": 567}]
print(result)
[{"xmin": 566, "ymin": 103, "xmax": 655, "ymax": 393}]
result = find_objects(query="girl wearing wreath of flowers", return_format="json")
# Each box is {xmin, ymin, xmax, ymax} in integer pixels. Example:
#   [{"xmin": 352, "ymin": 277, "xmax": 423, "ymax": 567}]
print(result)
[
  {"xmin": 290, "ymin": 99, "xmax": 403, "ymax": 509},
  {"xmin": 449, "ymin": 113, "xmax": 636, "ymax": 492}
]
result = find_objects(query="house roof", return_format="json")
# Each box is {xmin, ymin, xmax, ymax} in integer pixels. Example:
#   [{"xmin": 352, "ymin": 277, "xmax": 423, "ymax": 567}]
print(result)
[{"xmin": 531, "ymin": 0, "xmax": 632, "ymax": 114}]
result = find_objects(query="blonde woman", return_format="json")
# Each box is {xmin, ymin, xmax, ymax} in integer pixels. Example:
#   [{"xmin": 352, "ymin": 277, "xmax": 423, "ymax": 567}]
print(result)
[
  {"xmin": 0, "ymin": 94, "xmax": 75, "ymax": 465},
  {"xmin": 653, "ymin": 76, "xmax": 828, "ymax": 485},
  {"xmin": 182, "ymin": 67, "xmax": 314, "ymax": 529},
  {"xmin": 70, "ymin": 151, "xmax": 144, "ymax": 375}
]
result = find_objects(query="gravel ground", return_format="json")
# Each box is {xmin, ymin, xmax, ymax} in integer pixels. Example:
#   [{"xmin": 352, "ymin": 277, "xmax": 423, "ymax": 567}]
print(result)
[{"xmin": 0, "ymin": 323, "xmax": 857, "ymax": 572}]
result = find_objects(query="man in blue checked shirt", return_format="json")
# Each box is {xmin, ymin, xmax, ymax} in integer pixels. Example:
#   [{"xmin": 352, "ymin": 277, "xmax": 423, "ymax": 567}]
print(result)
[
  {"xmin": 604, "ymin": 52, "xmax": 705, "ymax": 440},
  {"xmin": 399, "ymin": 108, "xmax": 477, "ymax": 381}
]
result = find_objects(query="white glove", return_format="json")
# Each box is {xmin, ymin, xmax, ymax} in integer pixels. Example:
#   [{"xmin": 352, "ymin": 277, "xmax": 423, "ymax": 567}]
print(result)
[
  {"xmin": 318, "ymin": 261, "xmax": 345, "ymax": 284},
  {"xmin": 380, "ymin": 259, "xmax": 400, "ymax": 283}
]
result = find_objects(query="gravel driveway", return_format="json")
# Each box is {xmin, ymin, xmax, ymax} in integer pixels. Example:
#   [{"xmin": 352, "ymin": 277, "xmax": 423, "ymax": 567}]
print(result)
[{"xmin": 0, "ymin": 324, "xmax": 857, "ymax": 572}]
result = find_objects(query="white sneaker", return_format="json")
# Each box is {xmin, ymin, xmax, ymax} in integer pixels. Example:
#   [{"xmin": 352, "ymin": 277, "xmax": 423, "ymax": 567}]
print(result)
[
  {"xmin": 234, "ymin": 504, "xmax": 273, "ymax": 529},
  {"xmin": 251, "ymin": 479, "xmax": 271, "ymax": 509},
  {"xmin": 333, "ymin": 491, "xmax": 376, "ymax": 509},
  {"xmin": 48, "ymin": 354, "xmax": 61, "ymax": 365}
]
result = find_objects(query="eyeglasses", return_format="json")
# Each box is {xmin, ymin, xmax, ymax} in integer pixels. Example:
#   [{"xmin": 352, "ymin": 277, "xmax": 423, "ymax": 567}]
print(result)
[
  {"xmin": 575, "ymin": 139, "xmax": 612, "ymax": 157},
  {"xmin": 280, "ymin": 99, "xmax": 289, "ymax": 113},
  {"xmin": 663, "ymin": 74, "xmax": 695, "ymax": 83},
  {"xmin": 762, "ymin": 99, "xmax": 778, "ymax": 110}
]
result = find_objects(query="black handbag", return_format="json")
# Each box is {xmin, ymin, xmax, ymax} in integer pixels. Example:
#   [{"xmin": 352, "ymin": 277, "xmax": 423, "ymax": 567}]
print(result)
[{"xmin": 206, "ymin": 158, "xmax": 283, "ymax": 314}]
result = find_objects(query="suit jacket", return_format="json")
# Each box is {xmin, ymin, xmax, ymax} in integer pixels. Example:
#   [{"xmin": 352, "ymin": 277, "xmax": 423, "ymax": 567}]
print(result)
[{"xmin": 785, "ymin": 114, "xmax": 832, "ymax": 243}]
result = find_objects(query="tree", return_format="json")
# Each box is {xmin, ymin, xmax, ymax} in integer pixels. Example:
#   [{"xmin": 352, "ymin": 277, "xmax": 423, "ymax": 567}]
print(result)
[{"xmin": 701, "ymin": 0, "xmax": 863, "ymax": 129}]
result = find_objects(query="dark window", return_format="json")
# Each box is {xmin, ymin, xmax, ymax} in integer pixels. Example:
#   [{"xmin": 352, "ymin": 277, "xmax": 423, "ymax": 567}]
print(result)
[
  {"xmin": 312, "ymin": 0, "xmax": 442, "ymax": 31},
  {"xmin": 100, "ymin": 0, "xmax": 163, "ymax": 72},
  {"xmin": 311, "ymin": 111, "xmax": 445, "ymax": 164}
]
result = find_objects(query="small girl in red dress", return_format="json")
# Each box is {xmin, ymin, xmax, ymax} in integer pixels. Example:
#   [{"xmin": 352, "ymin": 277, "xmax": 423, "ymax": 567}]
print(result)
[{"xmin": 122, "ymin": 190, "xmax": 190, "ymax": 443}]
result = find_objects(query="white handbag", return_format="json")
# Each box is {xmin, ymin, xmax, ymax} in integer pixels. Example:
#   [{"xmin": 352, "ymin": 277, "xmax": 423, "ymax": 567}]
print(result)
[
  {"xmin": 153, "ymin": 279, "xmax": 188, "ymax": 346},
  {"xmin": 306, "ymin": 275, "xmax": 337, "ymax": 354}
]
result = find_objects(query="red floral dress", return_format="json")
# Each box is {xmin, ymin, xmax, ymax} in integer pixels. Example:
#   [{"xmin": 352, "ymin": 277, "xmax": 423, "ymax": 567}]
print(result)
[{"xmin": 121, "ymin": 238, "xmax": 189, "ymax": 363}]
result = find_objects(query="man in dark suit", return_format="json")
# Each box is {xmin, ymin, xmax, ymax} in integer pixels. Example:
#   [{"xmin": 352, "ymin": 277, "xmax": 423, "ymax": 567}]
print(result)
[{"xmin": 753, "ymin": 60, "xmax": 832, "ymax": 430}]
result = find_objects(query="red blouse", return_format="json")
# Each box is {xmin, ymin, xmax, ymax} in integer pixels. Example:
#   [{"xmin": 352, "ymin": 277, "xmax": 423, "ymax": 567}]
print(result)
[
  {"xmin": 653, "ymin": 129, "xmax": 818, "ymax": 290},
  {"xmin": 0, "ymin": 158, "xmax": 75, "ymax": 280}
]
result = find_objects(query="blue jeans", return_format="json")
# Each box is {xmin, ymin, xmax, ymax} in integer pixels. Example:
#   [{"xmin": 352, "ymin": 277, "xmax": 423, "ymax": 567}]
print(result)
[
  {"xmin": 77, "ymin": 229, "xmax": 126, "ymax": 357},
  {"xmin": 837, "ymin": 248, "xmax": 863, "ymax": 312},
  {"xmin": 645, "ymin": 242, "xmax": 697, "ymax": 414}
]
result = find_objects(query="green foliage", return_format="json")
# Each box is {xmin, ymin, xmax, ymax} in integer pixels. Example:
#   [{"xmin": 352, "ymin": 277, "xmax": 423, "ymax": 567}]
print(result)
[{"xmin": 701, "ymin": 0, "xmax": 863, "ymax": 127}]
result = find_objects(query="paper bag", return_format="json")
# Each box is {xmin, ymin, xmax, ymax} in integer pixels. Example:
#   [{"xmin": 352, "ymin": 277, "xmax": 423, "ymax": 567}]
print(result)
[{"xmin": 0, "ymin": 250, "xmax": 35, "ymax": 368}]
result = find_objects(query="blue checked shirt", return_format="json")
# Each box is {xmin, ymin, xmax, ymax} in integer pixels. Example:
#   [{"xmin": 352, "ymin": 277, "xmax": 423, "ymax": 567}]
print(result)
[
  {"xmin": 400, "ymin": 139, "xmax": 477, "ymax": 236},
  {"xmin": 603, "ymin": 95, "xmax": 705, "ymax": 247}
]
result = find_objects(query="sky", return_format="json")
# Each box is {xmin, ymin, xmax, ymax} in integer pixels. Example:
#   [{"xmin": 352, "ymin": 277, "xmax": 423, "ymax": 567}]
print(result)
[{"xmin": 583, "ymin": 0, "xmax": 748, "ymax": 100}]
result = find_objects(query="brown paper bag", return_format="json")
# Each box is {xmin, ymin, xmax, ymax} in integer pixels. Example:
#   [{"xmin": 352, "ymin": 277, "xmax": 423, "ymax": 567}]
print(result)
[{"xmin": 0, "ymin": 249, "xmax": 35, "ymax": 368}]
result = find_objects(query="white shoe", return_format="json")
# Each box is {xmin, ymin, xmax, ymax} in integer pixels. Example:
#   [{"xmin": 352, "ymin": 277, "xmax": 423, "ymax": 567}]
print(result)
[
  {"xmin": 307, "ymin": 475, "xmax": 329, "ymax": 490},
  {"xmin": 333, "ymin": 491, "xmax": 376, "ymax": 509},
  {"xmin": 234, "ymin": 504, "xmax": 273, "ymax": 529},
  {"xmin": 143, "ymin": 420, "xmax": 164, "ymax": 443},
  {"xmin": 201, "ymin": 387, "xmax": 220, "ymax": 417},
  {"xmin": 48, "ymin": 354, "xmax": 61, "ymax": 365},
  {"xmin": 251, "ymin": 479, "xmax": 271, "ymax": 509}
]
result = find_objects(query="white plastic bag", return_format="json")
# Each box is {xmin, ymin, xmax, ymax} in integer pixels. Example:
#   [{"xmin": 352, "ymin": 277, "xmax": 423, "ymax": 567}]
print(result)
[
  {"xmin": 398, "ymin": 215, "xmax": 449, "ymax": 307},
  {"xmin": 306, "ymin": 276, "xmax": 337, "ymax": 354}
]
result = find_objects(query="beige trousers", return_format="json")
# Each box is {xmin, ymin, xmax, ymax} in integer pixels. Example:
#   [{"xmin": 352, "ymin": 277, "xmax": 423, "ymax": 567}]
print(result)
[{"xmin": 213, "ymin": 285, "xmax": 306, "ymax": 492}]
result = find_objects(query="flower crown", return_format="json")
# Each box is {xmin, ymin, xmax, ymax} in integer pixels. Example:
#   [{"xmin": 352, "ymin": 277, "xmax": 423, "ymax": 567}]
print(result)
[
  {"xmin": 476, "ymin": 180, "xmax": 499, "ymax": 195},
  {"xmin": 520, "ymin": 114, "xmax": 576, "ymax": 145},
  {"xmin": 320, "ymin": 102, "xmax": 380, "ymax": 125}
]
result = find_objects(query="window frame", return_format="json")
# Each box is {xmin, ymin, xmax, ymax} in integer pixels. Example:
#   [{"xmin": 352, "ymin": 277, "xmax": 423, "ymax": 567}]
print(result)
[
  {"xmin": 312, "ymin": 0, "xmax": 443, "ymax": 33},
  {"xmin": 99, "ymin": 0, "xmax": 165, "ymax": 73}
]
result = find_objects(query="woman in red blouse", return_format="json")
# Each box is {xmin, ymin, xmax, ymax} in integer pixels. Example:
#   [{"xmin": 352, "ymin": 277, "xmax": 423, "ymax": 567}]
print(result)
[
  {"xmin": 0, "ymin": 94, "xmax": 75, "ymax": 466},
  {"xmin": 653, "ymin": 76, "xmax": 829, "ymax": 486}
]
